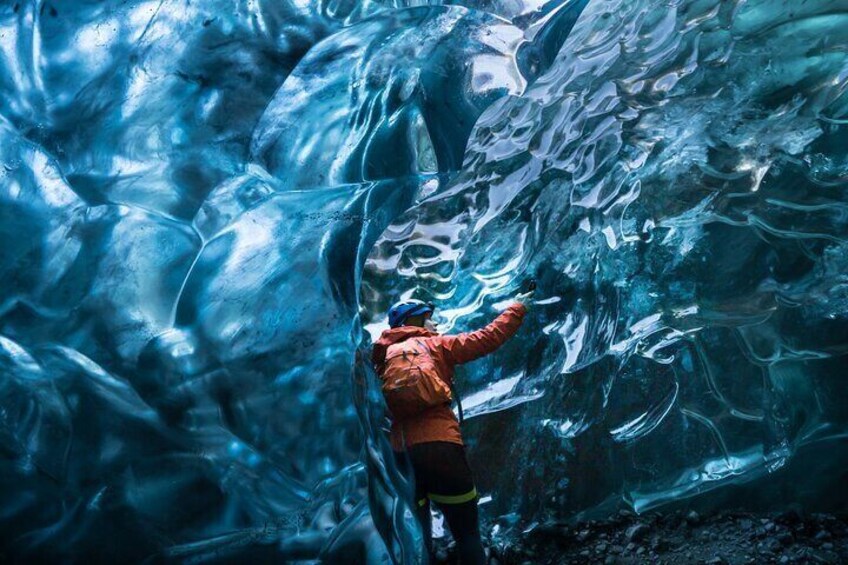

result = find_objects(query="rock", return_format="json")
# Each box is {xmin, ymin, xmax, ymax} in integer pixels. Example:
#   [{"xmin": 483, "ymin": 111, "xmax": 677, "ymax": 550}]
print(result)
[
  {"xmin": 765, "ymin": 538, "xmax": 782, "ymax": 553},
  {"xmin": 626, "ymin": 523, "xmax": 649, "ymax": 543},
  {"xmin": 625, "ymin": 542, "xmax": 636, "ymax": 553},
  {"xmin": 777, "ymin": 510, "xmax": 802, "ymax": 525},
  {"xmin": 822, "ymin": 542, "xmax": 834, "ymax": 550},
  {"xmin": 815, "ymin": 530, "xmax": 830, "ymax": 541},
  {"xmin": 819, "ymin": 552, "xmax": 839, "ymax": 565},
  {"xmin": 537, "ymin": 521, "xmax": 563, "ymax": 536},
  {"xmin": 650, "ymin": 536, "xmax": 668, "ymax": 551},
  {"xmin": 704, "ymin": 557, "xmax": 726, "ymax": 565},
  {"xmin": 610, "ymin": 545, "xmax": 624, "ymax": 555},
  {"xmin": 597, "ymin": 542, "xmax": 608, "ymax": 553},
  {"xmin": 636, "ymin": 546, "xmax": 646, "ymax": 555},
  {"xmin": 686, "ymin": 511, "xmax": 701, "ymax": 525},
  {"xmin": 765, "ymin": 522, "xmax": 776, "ymax": 532},
  {"xmin": 739, "ymin": 519, "xmax": 754, "ymax": 531},
  {"xmin": 778, "ymin": 556, "xmax": 790, "ymax": 565},
  {"xmin": 577, "ymin": 529, "xmax": 591, "ymax": 542},
  {"xmin": 604, "ymin": 557, "xmax": 616, "ymax": 565},
  {"xmin": 580, "ymin": 549, "xmax": 591, "ymax": 558}
]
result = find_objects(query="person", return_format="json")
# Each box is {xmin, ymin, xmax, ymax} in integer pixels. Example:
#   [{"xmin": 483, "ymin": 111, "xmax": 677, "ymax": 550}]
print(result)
[{"xmin": 371, "ymin": 289, "xmax": 534, "ymax": 564}]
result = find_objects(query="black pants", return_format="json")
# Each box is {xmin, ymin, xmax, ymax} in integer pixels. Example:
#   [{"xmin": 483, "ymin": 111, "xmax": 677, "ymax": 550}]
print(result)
[{"xmin": 394, "ymin": 442, "xmax": 486, "ymax": 565}]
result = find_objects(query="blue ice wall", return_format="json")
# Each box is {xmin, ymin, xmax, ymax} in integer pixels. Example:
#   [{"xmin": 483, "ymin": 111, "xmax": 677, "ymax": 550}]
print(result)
[
  {"xmin": 363, "ymin": 0, "xmax": 848, "ymax": 519},
  {"xmin": 0, "ymin": 0, "xmax": 846, "ymax": 562}
]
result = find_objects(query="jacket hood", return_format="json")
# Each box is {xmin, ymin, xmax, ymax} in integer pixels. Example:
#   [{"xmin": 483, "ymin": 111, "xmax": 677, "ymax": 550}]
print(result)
[{"xmin": 371, "ymin": 326, "xmax": 435, "ymax": 368}]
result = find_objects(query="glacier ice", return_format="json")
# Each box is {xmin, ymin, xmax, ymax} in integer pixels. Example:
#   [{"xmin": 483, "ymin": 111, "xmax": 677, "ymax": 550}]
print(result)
[{"xmin": 1, "ymin": 0, "xmax": 847, "ymax": 561}]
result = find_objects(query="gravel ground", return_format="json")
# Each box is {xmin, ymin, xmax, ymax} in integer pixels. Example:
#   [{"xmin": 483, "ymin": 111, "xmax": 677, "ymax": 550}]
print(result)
[{"xmin": 433, "ymin": 510, "xmax": 848, "ymax": 564}]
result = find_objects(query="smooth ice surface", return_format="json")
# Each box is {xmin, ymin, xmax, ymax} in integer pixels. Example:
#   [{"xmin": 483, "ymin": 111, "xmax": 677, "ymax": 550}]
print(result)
[{"xmin": 1, "ymin": 0, "xmax": 847, "ymax": 561}]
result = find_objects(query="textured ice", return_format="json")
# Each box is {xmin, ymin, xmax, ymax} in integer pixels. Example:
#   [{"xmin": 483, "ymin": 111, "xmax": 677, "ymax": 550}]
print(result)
[{"xmin": 1, "ymin": 0, "xmax": 847, "ymax": 561}]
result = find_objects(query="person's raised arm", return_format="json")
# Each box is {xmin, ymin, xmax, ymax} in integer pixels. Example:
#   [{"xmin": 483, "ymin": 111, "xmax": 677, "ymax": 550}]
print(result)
[{"xmin": 439, "ymin": 292, "xmax": 532, "ymax": 365}]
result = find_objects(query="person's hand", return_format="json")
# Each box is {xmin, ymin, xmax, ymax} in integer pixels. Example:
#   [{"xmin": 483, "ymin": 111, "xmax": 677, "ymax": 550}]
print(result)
[{"xmin": 514, "ymin": 289, "xmax": 535, "ymax": 308}]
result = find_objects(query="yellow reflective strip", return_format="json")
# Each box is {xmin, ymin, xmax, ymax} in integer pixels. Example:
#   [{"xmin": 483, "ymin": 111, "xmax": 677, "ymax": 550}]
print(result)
[
  {"xmin": 417, "ymin": 498, "xmax": 428, "ymax": 507},
  {"xmin": 428, "ymin": 488, "xmax": 477, "ymax": 505}
]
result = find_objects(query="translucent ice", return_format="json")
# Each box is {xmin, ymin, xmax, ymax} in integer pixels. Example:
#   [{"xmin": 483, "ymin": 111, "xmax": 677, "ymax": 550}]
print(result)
[
  {"xmin": 363, "ymin": 0, "xmax": 848, "ymax": 523},
  {"xmin": 1, "ymin": 0, "xmax": 846, "ymax": 561}
]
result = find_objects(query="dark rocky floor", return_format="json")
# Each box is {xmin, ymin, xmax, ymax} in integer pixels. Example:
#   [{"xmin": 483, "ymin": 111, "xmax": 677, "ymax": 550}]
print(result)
[{"xmin": 436, "ymin": 510, "xmax": 848, "ymax": 564}]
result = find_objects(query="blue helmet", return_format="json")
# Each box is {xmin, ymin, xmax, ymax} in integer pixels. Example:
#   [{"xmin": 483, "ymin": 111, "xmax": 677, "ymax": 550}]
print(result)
[{"xmin": 388, "ymin": 299, "xmax": 434, "ymax": 328}]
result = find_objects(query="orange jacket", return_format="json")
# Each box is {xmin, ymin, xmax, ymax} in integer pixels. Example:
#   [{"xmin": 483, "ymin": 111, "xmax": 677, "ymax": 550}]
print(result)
[{"xmin": 372, "ymin": 303, "xmax": 527, "ymax": 451}]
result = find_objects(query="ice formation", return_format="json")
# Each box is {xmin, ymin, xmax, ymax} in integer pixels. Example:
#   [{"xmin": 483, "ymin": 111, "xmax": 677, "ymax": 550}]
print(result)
[{"xmin": 0, "ymin": 0, "xmax": 846, "ymax": 561}]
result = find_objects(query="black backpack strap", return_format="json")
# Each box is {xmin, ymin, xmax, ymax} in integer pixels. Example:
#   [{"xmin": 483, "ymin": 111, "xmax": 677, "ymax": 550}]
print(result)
[{"xmin": 450, "ymin": 381, "xmax": 464, "ymax": 425}]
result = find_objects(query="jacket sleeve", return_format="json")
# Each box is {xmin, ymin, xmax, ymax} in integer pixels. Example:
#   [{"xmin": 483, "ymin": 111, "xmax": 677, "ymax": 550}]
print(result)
[{"xmin": 438, "ymin": 303, "xmax": 526, "ymax": 366}]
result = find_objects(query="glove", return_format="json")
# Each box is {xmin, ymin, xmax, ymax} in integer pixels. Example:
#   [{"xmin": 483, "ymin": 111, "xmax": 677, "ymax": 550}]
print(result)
[{"xmin": 514, "ymin": 290, "xmax": 535, "ymax": 308}]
